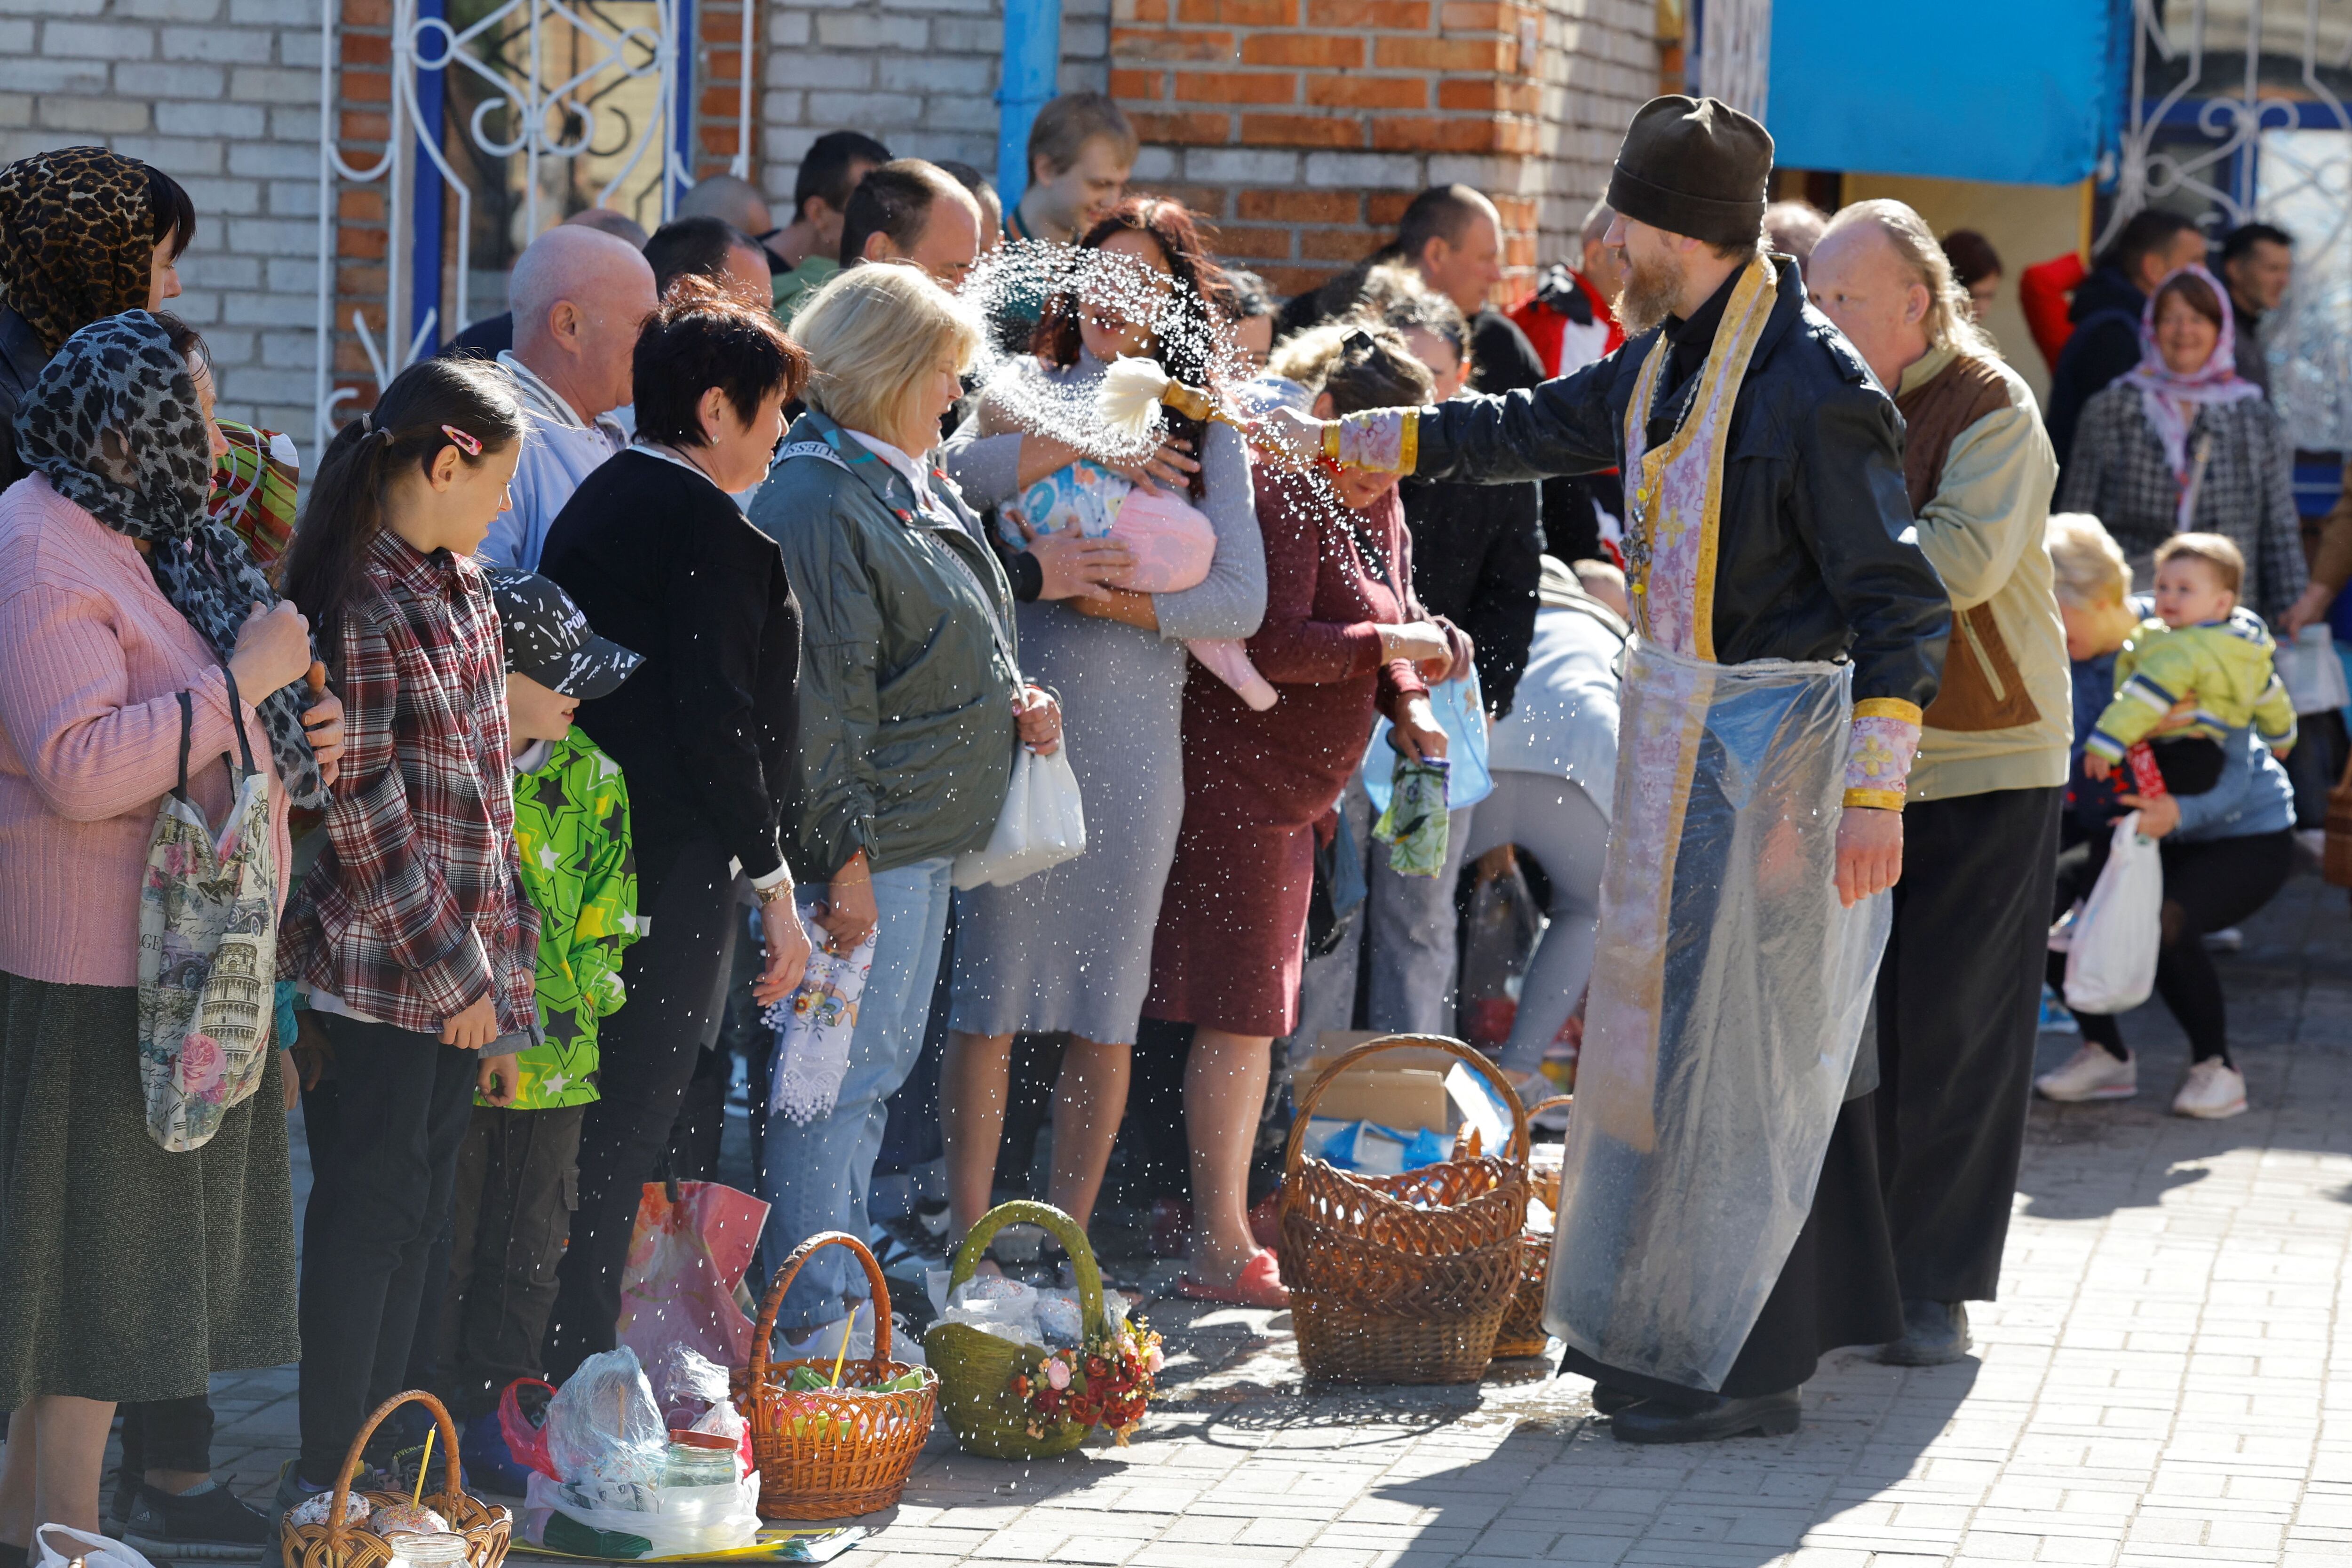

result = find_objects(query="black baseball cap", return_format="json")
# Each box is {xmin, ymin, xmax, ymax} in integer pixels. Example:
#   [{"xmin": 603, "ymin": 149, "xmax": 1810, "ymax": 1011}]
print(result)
[{"xmin": 485, "ymin": 566, "xmax": 643, "ymax": 700}]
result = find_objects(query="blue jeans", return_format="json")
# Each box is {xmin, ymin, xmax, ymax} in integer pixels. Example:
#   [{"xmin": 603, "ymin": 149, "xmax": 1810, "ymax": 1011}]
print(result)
[{"xmin": 758, "ymin": 857, "xmax": 953, "ymax": 1329}]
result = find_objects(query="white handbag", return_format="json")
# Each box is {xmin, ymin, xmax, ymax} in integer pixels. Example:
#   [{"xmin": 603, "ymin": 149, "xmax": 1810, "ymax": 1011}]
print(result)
[
  {"xmin": 2063, "ymin": 811, "xmax": 2165, "ymax": 1015},
  {"xmin": 952, "ymin": 741, "xmax": 1088, "ymax": 890},
  {"xmin": 2280, "ymin": 625, "xmax": 2352, "ymax": 716}
]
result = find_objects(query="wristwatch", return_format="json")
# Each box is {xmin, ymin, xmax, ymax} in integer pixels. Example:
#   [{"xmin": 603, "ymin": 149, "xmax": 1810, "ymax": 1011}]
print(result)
[{"xmin": 755, "ymin": 879, "xmax": 795, "ymax": 907}]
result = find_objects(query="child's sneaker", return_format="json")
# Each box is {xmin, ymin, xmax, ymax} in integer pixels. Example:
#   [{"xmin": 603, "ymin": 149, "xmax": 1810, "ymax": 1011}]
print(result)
[
  {"xmin": 2172, "ymin": 1059, "xmax": 2248, "ymax": 1119},
  {"xmin": 2037, "ymin": 986, "xmax": 2079, "ymax": 1034},
  {"xmin": 459, "ymin": 1409, "xmax": 537, "ymax": 1498},
  {"xmin": 2035, "ymin": 1045, "xmax": 2137, "ymax": 1102}
]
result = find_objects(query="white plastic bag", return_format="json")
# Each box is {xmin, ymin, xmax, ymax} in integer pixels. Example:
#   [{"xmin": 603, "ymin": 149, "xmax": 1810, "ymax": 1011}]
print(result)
[
  {"xmin": 2064, "ymin": 811, "xmax": 2164, "ymax": 1014},
  {"xmin": 36, "ymin": 1524, "xmax": 163, "ymax": 1568},
  {"xmin": 522, "ymin": 1470, "xmax": 762, "ymax": 1559},
  {"xmin": 952, "ymin": 741, "xmax": 1087, "ymax": 889},
  {"xmin": 2280, "ymin": 625, "xmax": 2352, "ymax": 715}
]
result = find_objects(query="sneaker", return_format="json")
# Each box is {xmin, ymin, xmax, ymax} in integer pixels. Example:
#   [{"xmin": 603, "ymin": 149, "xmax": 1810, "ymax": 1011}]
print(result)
[
  {"xmin": 458, "ymin": 1409, "xmax": 535, "ymax": 1499},
  {"xmin": 2172, "ymin": 1059, "xmax": 2247, "ymax": 1119},
  {"xmin": 2034, "ymin": 1044, "xmax": 2137, "ymax": 1102},
  {"xmin": 2037, "ymin": 986, "xmax": 2080, "ymax": 1035},
  {"xmin": 123, "ymin": 1482, "xmax": 273, "ymax": 1562},
  {"xmin": 106, "ymin": 1472, "xmax": 139, "ymax": 1538},
  {"xmin": 2202, "ymin": 926, "xmax": 2244, "ymax": 953}
]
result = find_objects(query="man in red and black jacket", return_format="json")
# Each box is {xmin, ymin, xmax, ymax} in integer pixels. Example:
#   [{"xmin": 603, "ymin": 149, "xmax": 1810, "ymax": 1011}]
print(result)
[{"xmin": 1510, "ymin": 199, "xmax": 1629, "ymax": 562}]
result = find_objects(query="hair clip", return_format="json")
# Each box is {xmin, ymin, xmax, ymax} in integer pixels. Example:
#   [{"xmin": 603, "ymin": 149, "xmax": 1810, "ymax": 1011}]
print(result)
[
  {"xmin": 441, "ymin": 424, "xmax": 483, "ymax": 457},
  {"xmin": 354, "ymin": 411, "xmax": 373, "ymax": 434},
  {"xmin": 1341, "ymin": 327, "xmax": 1379, "ymax": 356}
]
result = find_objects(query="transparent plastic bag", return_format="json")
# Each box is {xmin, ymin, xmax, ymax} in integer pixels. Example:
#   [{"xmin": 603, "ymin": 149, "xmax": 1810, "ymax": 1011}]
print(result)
[
  {"xmin": 1458, "ymin": 860, "xmax": 1543, "ymax": 1048},
  {"xmin": 522, "ymin": 1470, "xmax": 761, "ymax": 1560},
  {"xmin": 545, "ymin": 1345, "xmax": 668, "ymax": 1488},
  {"xmin": 2063, "ymin": 812, "xmax": 2162, "ymax": 1014},
  {"xmin": 1546, "ymin": 645, "xmax": 1890, "ymax": 1391},
  {"xmin": 649, "ymin": 1345, "xmax": 730, "ymax": 1429}
]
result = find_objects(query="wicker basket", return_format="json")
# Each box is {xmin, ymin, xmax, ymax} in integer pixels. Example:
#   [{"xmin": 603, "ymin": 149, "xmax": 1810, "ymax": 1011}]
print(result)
[
  {"xmin": 923, "ymin": 1201, "xmax": 1106, "ymax": 1460},
  {"xmin": 1279, "ymin": 1035, "xmax": 1530, "ymax": 1384},
  {"xmin": 734, "ymin": 1230, "xmax": 938, "ymax": 1519},
  {"xmin": 1492, "ymin": 1094, "xmax": 1571, "ymax": 1360},
  {"xmin": 280, "ymin": 1391, "xmax": 512, "ymax": 1568}
]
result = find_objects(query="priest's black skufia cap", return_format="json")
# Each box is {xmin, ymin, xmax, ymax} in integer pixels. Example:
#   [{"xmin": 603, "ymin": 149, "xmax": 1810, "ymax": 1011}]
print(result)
[{"xmin": 1606, "ymin": 95, "xmax": 1774, "ymax": 249}]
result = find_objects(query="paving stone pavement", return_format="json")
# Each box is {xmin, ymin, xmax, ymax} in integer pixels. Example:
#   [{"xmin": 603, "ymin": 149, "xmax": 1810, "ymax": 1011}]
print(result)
[{"xmin": 162, "ymin": 871, "xmax": 2352, "ymax": 1568}]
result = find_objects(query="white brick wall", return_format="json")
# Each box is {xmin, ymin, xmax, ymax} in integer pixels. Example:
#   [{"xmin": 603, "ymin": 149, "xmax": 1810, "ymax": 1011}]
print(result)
[
  {"xmin": 1530, "ymin": 0, "xmax": 1655, "ymax": 265},
  {"xmin": 2, "ymin": 0, "xmax": 321, "ymax": 444},
  {"xmin": 758, "ymin": 0, "xmax": 1111, "ymax": 205}
]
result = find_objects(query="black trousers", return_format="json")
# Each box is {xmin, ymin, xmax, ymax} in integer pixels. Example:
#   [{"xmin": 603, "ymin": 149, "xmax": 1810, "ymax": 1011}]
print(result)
[
  {"xmin": 117, "ymin": 1395, "xmax": 213, "ymax": 1480},
  {"xmin": 1875, "ymin": 786, "xmax": 2062, "ymax": 1305},
  {"xmin": 433, "ymin": 1104, "xmax": 585, "ymax": 1420},
  {"xmin": 1558, "ymin": 1094, "xmax": 1903, "ymax": 1401},
  {"xmin": 296, "ymin": 1015, "xmax": 477, "ymax": 1484},
  {"xmin": 2053, "ymin": 826, "xmax": 2296, "ymax": 1066},
  {"xmin": 543, "ymin": 840, "xmax": 736, "ymax": 1382}
]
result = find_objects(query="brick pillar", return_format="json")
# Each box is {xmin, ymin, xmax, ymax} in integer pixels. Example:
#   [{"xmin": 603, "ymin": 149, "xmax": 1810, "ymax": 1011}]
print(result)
[
  {"xmin": 327, "ymin": 0, "xmax": 393, "ymax": 421},
  {"xmin": 698, "ymin": 0, "xmax": 760, "ymax": 182},
  {"xmin": 1114, "ymin": 0, "xmax": 1656, "ymax": 306}
]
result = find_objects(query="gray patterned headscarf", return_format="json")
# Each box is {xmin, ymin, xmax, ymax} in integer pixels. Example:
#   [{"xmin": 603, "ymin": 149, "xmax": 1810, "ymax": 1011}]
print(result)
[{"xmin": 15, "ymin": 310, "xmax": 326, "ymax": 806}]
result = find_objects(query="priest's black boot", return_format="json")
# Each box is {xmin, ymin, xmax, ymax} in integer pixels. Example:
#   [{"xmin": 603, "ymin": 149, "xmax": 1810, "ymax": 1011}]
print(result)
[{"xmin": 1610, "ymin": 1389, "xmax": 1802, "ymax": 1444}]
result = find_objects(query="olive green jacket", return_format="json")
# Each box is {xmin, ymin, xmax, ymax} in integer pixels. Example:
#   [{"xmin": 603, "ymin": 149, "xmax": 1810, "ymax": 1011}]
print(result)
[{"xmin": 749, "ymin": 410, "xmax": 1022, "ymax": 879}]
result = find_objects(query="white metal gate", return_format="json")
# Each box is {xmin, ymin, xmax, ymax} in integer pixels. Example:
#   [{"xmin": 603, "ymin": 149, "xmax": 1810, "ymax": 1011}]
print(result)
[{"xmin": 311, "ymin": 0, "xmax": 747, "ymax": 455}]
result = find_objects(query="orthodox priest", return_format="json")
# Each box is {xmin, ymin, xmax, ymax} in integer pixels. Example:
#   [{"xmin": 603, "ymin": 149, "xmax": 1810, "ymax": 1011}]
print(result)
[{"xmin": 1265, "ymin": 96, "xmax": 1951, "ymax": 1442}]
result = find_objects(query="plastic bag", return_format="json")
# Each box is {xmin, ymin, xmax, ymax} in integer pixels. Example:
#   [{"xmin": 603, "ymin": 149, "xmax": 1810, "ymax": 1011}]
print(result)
[
  {"xmin": 763, "ymin": 915, "xmax": 877, "ymax": 1126},
  {"xmin": 500, "ymin": 1377, "xmax": 560, "ymax": 1481},
  {"xmin": 616, "ymin": 1182, "xmax": 771, "ymax": 1372},
  {"xmin": 2064, "ymin": 811, "xmax": 2164, "ymax": 1014},
  {"xmin": 1548, "ymin": 645, "xmax": 1890, "ymax": 1392},
  {"xmin": 1371, "ymin": 757, "xmax": 1451, "ymax": 876},
  {"xmin": 36, "ymin": 1524, "xmax": 164, "ymax": 1568},
  {"xmin": 544, "ymin": 1345, "xmax": 668, "ymax": 1488},
  {"xmin": 952, "ymin": 741, "xmax": 1088, "ymax": 890},
  {"xmin": 2280, "ymin": 624, "xmax": 2352, "ymax": 715},
  {"xmin": 522, "ymin": 1470, "xmax": 761, "ymax": 1560},
  {"xmin": 649, "ymin": 1345, "xmax": 731, "ymax": 1430},
  {"xmin": 1366, "ymin": 664, "xmax": 1494, "ymax": 812},
  {"xmin": 1458, "ymin": 860, "xmax": 1543, "ymax": 1048}
]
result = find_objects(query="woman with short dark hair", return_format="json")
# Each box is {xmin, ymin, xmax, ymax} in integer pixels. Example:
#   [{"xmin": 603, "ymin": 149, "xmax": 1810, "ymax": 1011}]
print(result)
[{"xmin": 535, "ymin": 279, "xmax": 814, "ymax": 1376}]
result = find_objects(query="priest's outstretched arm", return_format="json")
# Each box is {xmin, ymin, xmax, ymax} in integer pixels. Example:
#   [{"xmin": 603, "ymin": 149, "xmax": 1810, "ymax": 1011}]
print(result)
[{"xmin": 1264, "ymin": 355, "xmax": 1628, "ymax": 484}]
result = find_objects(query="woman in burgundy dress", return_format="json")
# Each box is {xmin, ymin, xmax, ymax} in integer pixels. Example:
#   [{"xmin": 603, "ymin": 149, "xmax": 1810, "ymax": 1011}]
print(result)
[{"xmin": 1144, "ymin": 324, "xmax": 1470, "ymax": 1305}]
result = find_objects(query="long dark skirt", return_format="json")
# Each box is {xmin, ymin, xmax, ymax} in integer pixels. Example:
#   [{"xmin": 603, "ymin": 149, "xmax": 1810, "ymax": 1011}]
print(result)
[
  {"xmin": 1558, "ymin": 1093, "xmax": 1903, "ymax": 1401},
  {"xmin": 0, "ymin": 969, "xmax": 297, "ymax": 1405}
]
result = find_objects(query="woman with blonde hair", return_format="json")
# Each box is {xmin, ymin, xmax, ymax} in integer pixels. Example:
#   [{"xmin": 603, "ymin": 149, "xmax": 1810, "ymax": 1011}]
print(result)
[{"xmin": 749, "ymin": 263, "xmax": 1062, "ymax": 1327}]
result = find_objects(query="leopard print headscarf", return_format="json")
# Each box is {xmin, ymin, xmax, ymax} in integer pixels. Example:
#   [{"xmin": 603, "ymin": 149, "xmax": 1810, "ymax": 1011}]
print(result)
[
  {"xmin": 0, "ymin": 147, "xmax": 154, "ymax": 360},
  {"xmin": 16, "ymin": 313, "xmax": 326, "ymax": 807}
]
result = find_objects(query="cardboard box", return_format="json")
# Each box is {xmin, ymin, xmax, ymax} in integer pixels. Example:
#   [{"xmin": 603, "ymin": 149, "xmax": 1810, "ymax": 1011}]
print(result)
[{"xmin": 1295, "ymin": 1032, "xmax": 1462, "ymax": 1133}]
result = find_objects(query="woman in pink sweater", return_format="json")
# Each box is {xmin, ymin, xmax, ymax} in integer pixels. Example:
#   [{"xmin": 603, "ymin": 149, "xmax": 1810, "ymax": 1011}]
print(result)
[{"xmin": 0, "ymin": 312, "xmax": 335, "ymax": 1552}]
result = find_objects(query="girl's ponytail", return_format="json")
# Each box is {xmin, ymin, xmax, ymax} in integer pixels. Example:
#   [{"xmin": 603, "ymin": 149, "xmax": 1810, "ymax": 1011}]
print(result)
[{"xmin": 282, "ymin": 357, "xmax": 525, "ymax": 663}]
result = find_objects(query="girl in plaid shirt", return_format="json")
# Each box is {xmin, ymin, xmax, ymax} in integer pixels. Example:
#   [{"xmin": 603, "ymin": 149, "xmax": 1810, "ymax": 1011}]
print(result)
[{"xmin": 273, "ymin": 358, "xmax": 541, "ymax": 1504}]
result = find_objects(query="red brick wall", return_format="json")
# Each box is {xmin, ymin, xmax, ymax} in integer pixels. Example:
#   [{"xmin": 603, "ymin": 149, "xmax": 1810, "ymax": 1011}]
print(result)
[
  {"xmin": 328, "ymin": 0, "xmax": 392, "ymax": 412},
  {"xmin": 1113, "ymin": 0, "xmax": 1657, "ymax": 309}
]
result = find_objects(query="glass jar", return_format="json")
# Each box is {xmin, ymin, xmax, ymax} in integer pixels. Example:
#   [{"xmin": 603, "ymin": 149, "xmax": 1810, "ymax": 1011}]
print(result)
[
  {"xmin": 658, "ymin": 1434, "xmax": 739, "ymax": 1489},
  {"xmin": 383, "ymin": 1531, "xmax": 469, "ymax": 1568}
]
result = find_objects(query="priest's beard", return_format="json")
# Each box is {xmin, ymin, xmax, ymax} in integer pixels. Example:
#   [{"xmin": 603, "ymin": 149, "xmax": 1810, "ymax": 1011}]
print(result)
[{"xmin": 1614, "ymin": 247, "xmax": 1686, "ymax": 336}]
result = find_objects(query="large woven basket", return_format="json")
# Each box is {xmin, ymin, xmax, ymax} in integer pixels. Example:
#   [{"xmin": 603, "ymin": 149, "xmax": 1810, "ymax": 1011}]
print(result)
[
  {"xmin": 923, "ymin": 1201, "xmax": 1105, "ymax": 1459},
  {"xmin": 280, "ymin": 1391, "xmax": 511, "ymax": 1568},
  {"xmin": 734, "ymin": 1230, "xmax": 938, "ymax": 1519},
  {"xmin": 1492, "ymin": 1094, "xmax": 1571, "ymax": 1360},
  {"xmin": 1279, "ymin": 1035, "xmax": 1530, "ymax": 1384}
]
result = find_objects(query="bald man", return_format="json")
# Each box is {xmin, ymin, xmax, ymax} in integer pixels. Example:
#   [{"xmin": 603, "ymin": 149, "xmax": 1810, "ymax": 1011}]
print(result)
[
  {"xmin": 445, "ymin": 207, "xmax": 651, "ymax": 360},
  {"xmin": 485, "ymin": 224, "xmax": 658, "ymax": 569}
]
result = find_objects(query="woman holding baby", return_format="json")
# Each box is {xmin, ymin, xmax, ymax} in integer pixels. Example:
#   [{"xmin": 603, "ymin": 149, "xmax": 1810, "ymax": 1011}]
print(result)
[{"xmin": 937, "ymin": 198, "xmax": 1264, "ymax": 1258}]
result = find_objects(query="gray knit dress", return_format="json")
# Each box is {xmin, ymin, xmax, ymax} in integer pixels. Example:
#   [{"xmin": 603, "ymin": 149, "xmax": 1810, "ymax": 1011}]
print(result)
[{"xmin": 942, "ymin": 356, "xmax": 1263, "ymax": 1045}]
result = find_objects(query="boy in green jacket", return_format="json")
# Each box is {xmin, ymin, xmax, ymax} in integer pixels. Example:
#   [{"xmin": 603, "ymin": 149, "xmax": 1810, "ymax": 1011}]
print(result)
[
  {"xmin": 437, "ymin": 567, "xmax": 644, "ymax": 1491},
  {"xmin": 2084, "ymin": 533, "xmax": 2297, "ymax": 793}
]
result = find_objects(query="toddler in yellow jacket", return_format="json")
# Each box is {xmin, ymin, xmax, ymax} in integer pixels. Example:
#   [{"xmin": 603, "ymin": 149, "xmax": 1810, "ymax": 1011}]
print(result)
[{"xmin": 2083, "ymin": 533, "xmax": 2296, "ymax": 795}]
